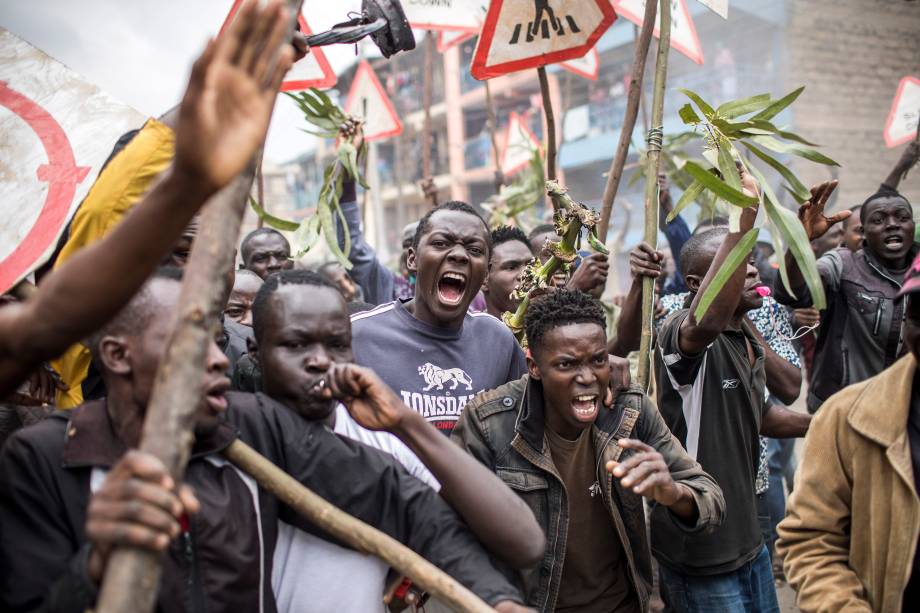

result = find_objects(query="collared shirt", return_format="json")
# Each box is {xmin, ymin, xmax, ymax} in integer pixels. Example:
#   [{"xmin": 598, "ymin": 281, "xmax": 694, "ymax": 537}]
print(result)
[{"xmin": 653, "ymin": 310, "xmax": 768, "ymax": 575}]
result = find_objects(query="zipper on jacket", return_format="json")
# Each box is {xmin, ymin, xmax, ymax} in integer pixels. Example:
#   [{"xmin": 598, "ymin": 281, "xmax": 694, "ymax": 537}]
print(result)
[
  {"xmin": 183, "ymin": 518, "xmax": 208, "ymax": 613},
  {"xmin": 874, "ymin": 302, "xmax": 883, "ymax": 336},
  {"xmin": 182, "ymin": 530, "xmax": 194, "ymax": 612}
]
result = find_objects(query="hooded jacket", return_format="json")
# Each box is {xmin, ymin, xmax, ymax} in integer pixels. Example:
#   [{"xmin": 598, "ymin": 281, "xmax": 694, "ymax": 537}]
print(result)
[
  {"xmin": 452, "ymin": 376, "xmax": 724, "ymax": 612},
  {"xmin": 0, "ymin": 392, "xmax": 524, "ymax": 612},
  {"xmin": 774, "ymin": 245, "xmax": 919, "ymax": 412}
]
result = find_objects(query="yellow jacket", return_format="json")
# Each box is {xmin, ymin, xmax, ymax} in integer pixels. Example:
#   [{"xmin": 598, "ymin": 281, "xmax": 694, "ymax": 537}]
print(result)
[
  {"xmin": 51, "ymin": 119, "xmax": 174, "ymax": 407},
  {"xmin": 777, "ymin": 353, "xmax": 920, "ymax": 613}
]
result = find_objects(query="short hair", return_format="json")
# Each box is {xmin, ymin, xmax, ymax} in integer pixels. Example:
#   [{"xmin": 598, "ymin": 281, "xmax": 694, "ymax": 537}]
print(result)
[
  {"xmin": 525, "ymin": 289, "xmax": 606, "ymax": 350},
  {"xmin": 412, "ymin": 201, "xmax": 490, "ymax": 251},
  {"xmin": 527, "ymin": 223, "xmax": 556, "ymax": 242},
  {"xmin": 860, "ymin": 186, "xmax": 912, "ymax": 223},
  {"xmin": 240, "ymin": 228, "xmax": 291, "ymax": 262},
  {"xmin": 679, "ymin": 227, "xmax": 729, "ymax": 280},
  {"xmin": 693, "ymin": 215, "xmax": 729, "ymax": 234},
  {"xmin": 88, "ymin": 267, "xmax": 184, "ymax": 362},
  {"xmin": 251, "ymin": 269, "xmax": 339, "ymax": 340},
  {"xmin": 491, "ymin": 225, "xmax": 530, "ymax": 250}
]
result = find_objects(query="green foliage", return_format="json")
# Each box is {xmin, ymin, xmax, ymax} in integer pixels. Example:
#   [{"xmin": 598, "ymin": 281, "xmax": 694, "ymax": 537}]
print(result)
[
  {"xmin": 482, "ymin": 148, "xmax": 545, "ymax": 229},
  {"xmin": 693, "ymin": 228, "xmax": 760, "ymax": 322},
  {"xmin": 249, "ymin": 89, "xmax": 369, "ymax": 269},
  {"xmin": 676, "ymin": 87, "xmax": 839, "ymax": 315}
]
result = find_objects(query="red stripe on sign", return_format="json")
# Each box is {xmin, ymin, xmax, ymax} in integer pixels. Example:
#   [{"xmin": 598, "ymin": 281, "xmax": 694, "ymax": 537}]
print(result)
[{"xmin": 0, "ymin": 80, "xmax": 90, "ymax": 292}]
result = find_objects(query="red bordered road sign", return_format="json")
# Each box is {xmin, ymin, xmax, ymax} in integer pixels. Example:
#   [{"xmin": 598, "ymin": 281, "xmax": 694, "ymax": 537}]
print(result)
[
  {"xmin": 471, "ymin": 0, "xmax": 617, "ymax": 80},
  {"xmin": 884, "ymin": 76, "xmax": 920, "ymax": 148},
  {"xmin": 344, "ymin": 60, "xmax": 403, "ymax": 142},
  {"xmin": 559, "ymin": 48, "xmax": 600, "ymax": 81},
  {"xmin": 613, "ymin": 0, "xmax": 705, "ymax": 65},
  {"xmin": 220, "ymin": 0, "xmax": 337, "ymax": 90},
  {"xmin": 501, "ymin": 111, "xmax": 542, "ymax": 176}
]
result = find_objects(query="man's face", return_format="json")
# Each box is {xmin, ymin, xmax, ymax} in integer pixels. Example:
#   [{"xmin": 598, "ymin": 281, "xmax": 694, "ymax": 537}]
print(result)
[
  {"xmin": 529, "ymin": 322, "xmax": 610, "ymax": 438},
  {"xmin": 255, "ymin": 284, "xmax": 352, "ymax": 421},
  {"xmin": 224, "ymin": 272, "xmax": 263, "ymax": 327},
  {"xmin": 862, "ymin": 197, "xmax": 914, "ymax": 266},
  {"xmin": 407, "ymin": 210, "xmax": 490, "ymax": 325},
  {"xmin": 484, "ymin": 239, "xmax": 532, "ymax": 314},
  {"xmin": 739, "ymin": 257, "xmax": 766, "ymax": 313},
  {"xmin": 122, "ymin": 280, "xmax": 230, "ymax": 435},
  {"xmin": 245, "ymin": 233, "xmax": 294, "ymax": 279},
  {"xmin": 842, "ymin": 212, "xmax": 863, "ymax": 252},
  {"xmin": 164, "ymin": 218, "xmax": 199, "ymax": 268}
]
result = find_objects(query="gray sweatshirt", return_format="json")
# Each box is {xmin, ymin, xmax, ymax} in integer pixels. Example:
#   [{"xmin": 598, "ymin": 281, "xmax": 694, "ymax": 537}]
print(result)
[{"xmin": 351, "ymin": 301, "xmax": 527, "ymax": 434}]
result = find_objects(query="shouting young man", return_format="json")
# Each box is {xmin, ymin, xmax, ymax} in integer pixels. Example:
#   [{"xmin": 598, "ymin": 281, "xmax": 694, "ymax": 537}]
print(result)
[
  {"xmin": 351, "ymin": 202, "xmax": 527, "ymax": 434},
  {"xmin": 0, "ymin": 270, "xmax": 534, "ymax": 612},
  {"xmin": 774, "ymin": 180, "xmax": 917, "ymax": 413},
  {"xmin": 453, "ymin": 289, "xmax": 724, "ymax": 612},
  {"xmin": 653, "ymin": 174, "xmax": 811, "ymax": 611},
  {"xmin": 247, "ymin": 270, "xmax": 543, "ymax": 612}
]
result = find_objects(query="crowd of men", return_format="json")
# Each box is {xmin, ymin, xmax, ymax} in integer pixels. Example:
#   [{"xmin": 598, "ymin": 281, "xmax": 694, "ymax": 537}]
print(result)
[{"xmin": 1, "ymin": 2, "xmax": 920, "ymax": 612}]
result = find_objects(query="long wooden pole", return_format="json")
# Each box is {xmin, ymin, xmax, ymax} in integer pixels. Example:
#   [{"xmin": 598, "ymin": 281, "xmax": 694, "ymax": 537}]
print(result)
[
  {"xmin": 484, "ymin": 80, "xmax": 504, "ymax": 195},
  {"xmin": 421, "ymin": 31, "xmax": 438, "ymax": 206},
  {"xmin": 537, "ymin": 66, "xmax": 557, "ymax": 182},
  {"xmin": 596, "ymin": 0, "xmax": 658, "ymax": 242},
  {"xmin": 223, "ymin": 440, "xmax": 495, "ymax": 613},
  {"xmin": 96, "ymin": 166, "xmax": 257, "ymax": 613},
  {"xmin": 637, "ymin": 0, "xmax": 671, "ymax": 389}
]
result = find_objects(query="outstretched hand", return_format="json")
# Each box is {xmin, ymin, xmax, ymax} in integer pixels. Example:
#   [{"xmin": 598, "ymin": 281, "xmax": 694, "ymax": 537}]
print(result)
[
  {"xmin": 797, "ymin": 180, "xmax": 849, "ymax": 241},
  {"xmin": 174, "ymin": 0, "xmax": 295, "ymax": 193},
  {"xmin": 320, "ymin": 363, "xmax": 411, "ymax": 432},
  {"xmin": 629, "ymin": 242, "xmax": 664, "ymax": 279},
  {"xmin": 606, "ymin": 439, "xmax": 683, "ymax": 505}
]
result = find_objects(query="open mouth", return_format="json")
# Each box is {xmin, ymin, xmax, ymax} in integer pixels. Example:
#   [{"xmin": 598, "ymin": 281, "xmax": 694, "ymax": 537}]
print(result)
[
  {"xmin": 437, "ymin": 271, "xmax": 468, "ymax": 306},
  {"xmin": 205, "ymin": 379, "xmax": 230, "ymax": 414},
  {"xmin": 572, "ymin": 394, "xmax": 599, "ymax": 421},
  {"xmin": 884, "ymin": 235, "xmax": 905, "ymax": 249}
]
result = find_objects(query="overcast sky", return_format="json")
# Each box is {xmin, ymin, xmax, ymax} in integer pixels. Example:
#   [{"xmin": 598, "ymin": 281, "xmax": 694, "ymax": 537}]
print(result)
[{"xmin": 0, "ymin": 0, "xmax": 368, "ymax": 163}]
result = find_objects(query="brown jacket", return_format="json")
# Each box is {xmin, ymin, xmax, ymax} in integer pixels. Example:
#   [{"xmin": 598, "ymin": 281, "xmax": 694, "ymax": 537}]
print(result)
[{"xmin": 777, "ymin": 354, "xmax": 920, "ymax": 613}]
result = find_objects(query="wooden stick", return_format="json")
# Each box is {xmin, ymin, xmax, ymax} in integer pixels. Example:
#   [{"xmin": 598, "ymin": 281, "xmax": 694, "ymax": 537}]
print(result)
[
  {"xmin": 95, "ymin": 167, "xmax": 257, "ymax": 613},
  {"xmin": 223, "ymin": 439, "xmax": 496, "ymax": 613},
  {"xmin": 484, "ymin": 80, "xmax": 504, "ymax": 195},
  {"xmin": 421, "ymin": 31, "xmax": 438, "ymax": 207},
  {"xmin": 537, "ymin": 67, "xmax": 557, "ymax": 182},
  {"xmin": 596, "ymin": 0, "xmax": 658, "ymax": 242},
  {"xmin": 637, "ymin": 0, "xmax": 671, "ymax": 390},
  {"xmin": 256, "ymin": 153, "xmax": 266, "ymax": 229}
]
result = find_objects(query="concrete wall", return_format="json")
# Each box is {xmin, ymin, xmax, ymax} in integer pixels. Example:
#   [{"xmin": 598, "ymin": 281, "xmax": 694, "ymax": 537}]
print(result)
[{"xmin": 786, "ymin": 0, "xmax": 920, "ymax": 209}]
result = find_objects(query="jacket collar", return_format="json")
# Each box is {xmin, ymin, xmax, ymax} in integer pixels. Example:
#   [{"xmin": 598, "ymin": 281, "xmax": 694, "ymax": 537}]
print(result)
[
  {"xmin": 62, "ymin": 399, "xmax": 237, "ymax": 469},
  {"xmin": 848, "ymin": 353, "xmax": 916, "ymax": 448},
  {"xmin": 861, "ymin": 243, "xmax": 919, "ymax": 288}
]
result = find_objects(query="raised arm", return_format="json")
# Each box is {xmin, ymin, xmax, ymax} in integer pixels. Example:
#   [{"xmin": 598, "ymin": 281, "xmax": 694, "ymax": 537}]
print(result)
[
  {"xmin": 323, "ymin": 363, "xmax": 545, "ymax": 569},
  {"xmin": 680, "ymin": 171, "xmax": 760, "ymax": 354},
  {"xmin": 657, "ymin": 173, "xmax": 691, "ymax": 293},
  {"xmin": 0, "ymin": 0, "xmax": 294, "ymax": 397},
  {"xmin": 610, "ymin": 242, "xmax": 663, "ymax": 356},
  {"xmin": 882, "ymin": 141, "xmax": 920, "ymax": 191}
]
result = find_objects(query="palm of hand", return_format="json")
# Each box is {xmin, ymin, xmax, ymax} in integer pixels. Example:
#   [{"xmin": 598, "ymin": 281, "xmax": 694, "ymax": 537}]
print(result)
[{"xmin": 177, "ymin": 64, "xmax": 271, "ymax": 189}]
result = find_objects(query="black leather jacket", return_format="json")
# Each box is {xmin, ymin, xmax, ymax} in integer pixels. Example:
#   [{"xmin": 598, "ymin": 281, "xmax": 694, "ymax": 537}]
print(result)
[
  {"xmin": 452, "ymin": 376, "xmax": 725, "ymax": 612},
  {"xmin": 0, "ymin": 392, "xmax": 523, "ymax": 612}
]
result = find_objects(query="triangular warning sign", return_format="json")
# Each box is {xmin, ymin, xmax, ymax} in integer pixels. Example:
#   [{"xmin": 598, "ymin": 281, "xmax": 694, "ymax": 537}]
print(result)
[
  {"xmin": 884, "ymin": 76, "xmax": 920, "ymax": 148},
  {"xmin": 438, "ymin": 29, "xmax": 477, "ymax": 53},
  {"xmin": 613, "ymin": 0, "xmax": 705, "ymax": 65},
  {"xmin": 559, "ymin": 48, "xmax": 600, "ymax": 81},
  {"xmin": 220, "ymin": 0, "xmax": 336, "ymax": 90},
  {"xmin": 501, "ymin": 112, "xmax": 541, "ymax": 177},
  {"xmin": 344, "ymin": 61, "xmax": 402, "ymax": 142},
  {"xmin": 471, "ymin": 0, "xmax": 617, "ymax": 80}
]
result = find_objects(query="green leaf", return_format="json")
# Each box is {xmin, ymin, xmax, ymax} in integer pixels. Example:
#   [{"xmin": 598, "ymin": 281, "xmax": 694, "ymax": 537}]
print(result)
[
  {"xmin": 776, "ymin": 129, "xmax": 819, "ymax": 147},
  {"xmin": 750, "ymin": 136, "xmax": 839, "ymax": 166},
  {"xmin": 678, "ymin": 103, "xmax": 702, "ymax": 125},
  {"xmin": 693, "ymin": 228, "xmax": 760, "ymax": 321},
  {"xmin": 667, "ymin": 180, "xmax": 704, "ymax": 222},
  {"xmin": 752, "ymin": 87, "xmax": 804, "ymax": 121},
  {"xmin": 678, "ymin": 88, "xmax": 716, "ymax": 119},
  {"xmin": 684, "ymin": 161, "xmax": 759, "ymax": 207},
  {"xmin": 716, "ymin": 93, "xmax": 771, "ymax": 119},
  {"xmin": 742, "ymin": 141, "xmax": 812, "ymax": 202},
  {"xmin": 291, "ymin": 214, "xmax": 322, "ymax": 257},
  {"xmin": 716, "ymin": 135, "xmax": 742, "ymax": 192},
  {"xmin": 249, "ymin": 197, "xmax": 300, "ymax": 231},
  {"xmin": 767, "ymin": 216, "xmax": 795, "ymax": 299},
  {"xmin": 747, "ymin": 163, "xmax": 826, "ymax": 309}
]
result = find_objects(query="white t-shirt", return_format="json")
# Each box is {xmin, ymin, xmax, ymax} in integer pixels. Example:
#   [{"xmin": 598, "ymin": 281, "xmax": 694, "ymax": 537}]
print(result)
[{"xmin": 272, "ymin": 404, "xmax": 439, "ymax": 613}]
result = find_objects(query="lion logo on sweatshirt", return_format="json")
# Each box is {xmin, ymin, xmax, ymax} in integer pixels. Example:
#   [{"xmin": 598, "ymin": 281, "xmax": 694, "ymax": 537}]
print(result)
[{"xmin": 418, "ymin": 363, "xmax": 473, "ymax": 392}]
